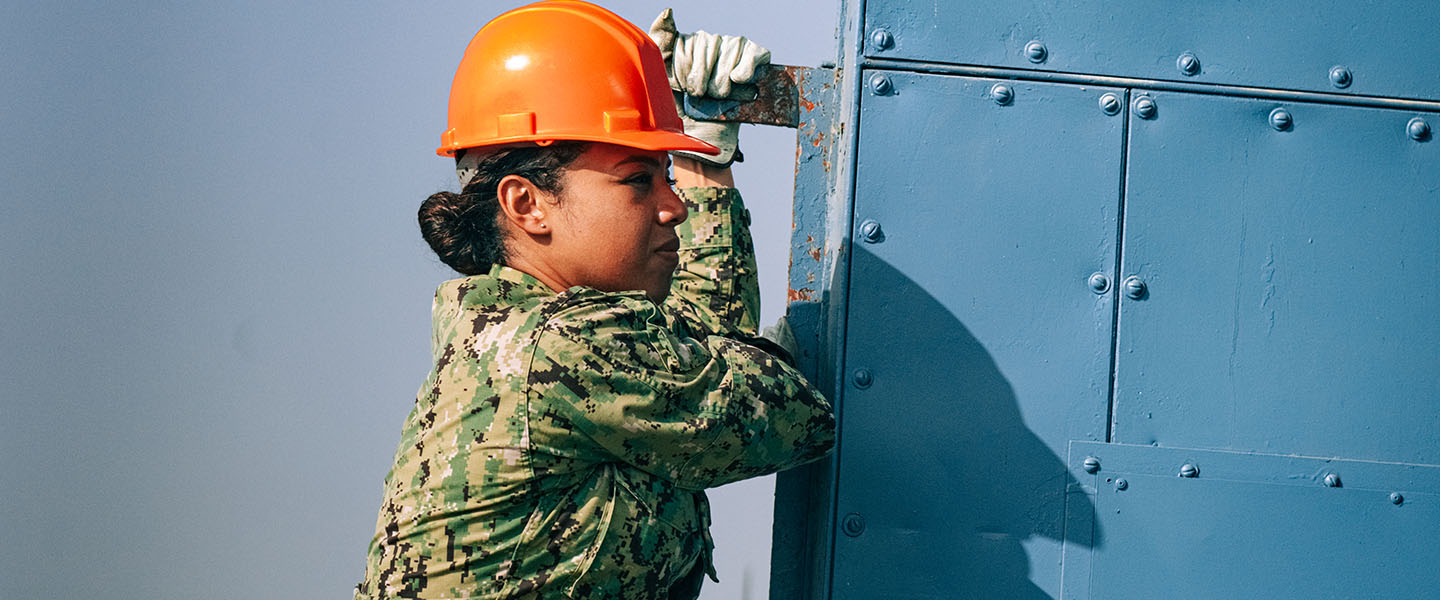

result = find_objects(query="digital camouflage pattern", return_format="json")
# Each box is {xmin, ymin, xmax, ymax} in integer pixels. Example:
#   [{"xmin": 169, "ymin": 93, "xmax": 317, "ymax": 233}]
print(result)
[{"xmin": 356, "ymin": 188, "xmax": 835, "ymax": 599}]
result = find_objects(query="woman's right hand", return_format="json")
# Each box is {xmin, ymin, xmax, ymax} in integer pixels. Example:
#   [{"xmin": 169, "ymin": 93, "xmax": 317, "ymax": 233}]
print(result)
[{"xmin": 648, "ymin": 8, "xmax": 771, "ymax": 168}]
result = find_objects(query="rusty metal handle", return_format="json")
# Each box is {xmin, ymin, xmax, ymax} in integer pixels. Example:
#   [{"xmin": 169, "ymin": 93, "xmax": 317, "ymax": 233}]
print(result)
[{"xmin": 679, "ymin": 64, "xmax": 808, "ymax": 128}]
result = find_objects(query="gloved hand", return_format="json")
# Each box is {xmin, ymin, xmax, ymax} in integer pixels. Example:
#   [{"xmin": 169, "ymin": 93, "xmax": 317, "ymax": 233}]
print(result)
[
  {"xmin": 761, "ymin": 316, "xmax": 800, "ymax": 364},
  {"xmin": 648, "ymin": 8, "xmax": 771, "ymax": 168}
]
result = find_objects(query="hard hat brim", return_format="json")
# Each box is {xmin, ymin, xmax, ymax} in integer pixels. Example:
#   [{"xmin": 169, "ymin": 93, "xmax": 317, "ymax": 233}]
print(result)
[{"xmin": 438, "ymin": 130, "xmax": 719, "ymax": 158}]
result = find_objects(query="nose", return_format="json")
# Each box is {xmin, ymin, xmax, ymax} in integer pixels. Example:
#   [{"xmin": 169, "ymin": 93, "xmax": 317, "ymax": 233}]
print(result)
[{"xmin": 657, "ymin": 184, "xmax": 688, "ymax": 225}]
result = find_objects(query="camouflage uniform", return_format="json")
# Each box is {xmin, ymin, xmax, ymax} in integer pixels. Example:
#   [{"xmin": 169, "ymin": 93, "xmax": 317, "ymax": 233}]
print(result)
[{"xmin": 356, "ymin": 188, "xmax": 835, "ymax": 599}]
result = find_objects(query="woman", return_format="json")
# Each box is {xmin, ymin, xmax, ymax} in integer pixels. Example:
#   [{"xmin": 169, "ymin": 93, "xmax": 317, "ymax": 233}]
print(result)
[{"xmin": 355, "ymin": 2, "xmax": 835, "ymax": 599}]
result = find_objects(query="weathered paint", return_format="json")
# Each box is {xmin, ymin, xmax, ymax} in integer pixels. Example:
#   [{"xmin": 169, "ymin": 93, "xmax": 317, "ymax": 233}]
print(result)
[
  {"xmin": 768, "ymin": 63, "xmax": 844, "ymax": 600},
  {"xmin": 682, "ymin": 65, "xmax": 807, "ymax": 128}
]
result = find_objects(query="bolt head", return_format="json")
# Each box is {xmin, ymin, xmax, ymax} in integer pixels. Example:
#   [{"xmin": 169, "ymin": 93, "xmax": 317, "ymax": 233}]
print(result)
[
  {"xmin": 1391, "ymin": 492, "xmax": 1405, "ymax": 505},
  {"xmin": 1323, "ymin": 473, "xmax": 1342, "ymax": 488},
  {"xmin": 1177, "ymin": 53, "xmax": 1201, "ymax": 76},
  {"xmin": 852, "ymin": 368, "xmax": 873, "ymax": 389},
  {"xmin": 1115, "ymin": 478, "xmax": 1129, "ymax": 491},
  {"xmin": 841, "ymin": 513, "xmax": 866, "ymax": 537},
  {"xmin": 1082, "ymin": 456, "xmax": 1101, "ymax": 473},
  {"xmin": 1025, "ymin": 40, "xmax": 1048, "ymax": 63},
  {"xmin": 858, "ymin": 219, "xmax": 884, "ymax": 243},
  {"xmin": 1098, "ymin": 93, "xmax": 1122, "ymax": 116},
  {"xmin": 869, "ymin": 73, "xmax": 893, "ymax": 96},
  {"xmin": 1269, "ymin": 108, "xmax": 1293, "ymax": 131},
  {"xmin": 1329, "ymin": 65, "xmax": 1353, "ymax": 88},
  {"xmin": 991, "ymin": 83, "xmax": 1014, "ymax": 106},
  {"xmin": 1408, "ymin": 118, "xmax": 1431, "ymax": 141},
  {"xmin": 1134, "ymin": 96, "xmax": 1157, "ymax": 120},
  {"xmin": 1179, "ymin": 463, "xmax": 1199, "ymax": 478},
  {"xmin": 870, "ymin": 29, "xmax": 894, "ymax": 50},
  {"xmin": 1122, "ymin": 276, "xmax": 1147, "ymax": 300},
  {"xmin": 1088, "ymin": 273, "xmax": 1111, "ymax": 294}
]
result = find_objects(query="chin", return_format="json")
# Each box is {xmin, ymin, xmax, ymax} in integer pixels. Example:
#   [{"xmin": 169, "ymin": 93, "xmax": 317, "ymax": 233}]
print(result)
[{"xmin": 644, "ymin": 278, "xmax": 673, "ymax": 303}]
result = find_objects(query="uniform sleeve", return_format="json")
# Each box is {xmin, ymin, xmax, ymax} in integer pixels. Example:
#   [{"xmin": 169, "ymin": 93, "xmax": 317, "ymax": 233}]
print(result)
[
  {"xmin": 527, "ymin": 295, "xmax": 834, "ymax": 491},
  {"xmin": 664, "ymin": 187, "xmax": 760, "ymax": 339}
]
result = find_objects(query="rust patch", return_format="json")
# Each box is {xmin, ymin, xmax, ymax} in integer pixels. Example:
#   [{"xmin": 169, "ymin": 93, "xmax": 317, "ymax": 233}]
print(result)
[
  {"xmin": 698, "ymin": 65, "xmax": 803, "ymax": 127},
  {"xmin": 809, "ymin": 246, "xmax": 823, "ymax": 262},
  {"xmin": 788, "ymin": 287, "xmax": 816, "ymax": 302}
]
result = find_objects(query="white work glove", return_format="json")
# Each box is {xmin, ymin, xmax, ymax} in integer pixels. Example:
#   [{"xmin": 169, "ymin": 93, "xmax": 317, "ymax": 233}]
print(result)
[
  {"xmin": 761, "ymin": 316, "xmax": 800, "ymax": 362},
  {"xmin": 648, "ymin": 8, "xmax": 771, "ymax": 167}
]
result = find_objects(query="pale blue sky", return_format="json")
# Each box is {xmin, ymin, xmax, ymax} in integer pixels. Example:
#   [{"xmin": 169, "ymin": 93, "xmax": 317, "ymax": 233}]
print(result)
[{"xmin": 0, "ymin": 2, "xmax": 836, "ymax": 598}]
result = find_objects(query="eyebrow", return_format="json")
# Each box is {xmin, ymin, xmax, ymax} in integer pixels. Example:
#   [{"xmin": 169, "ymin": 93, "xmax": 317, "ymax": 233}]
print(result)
[{"xmin": 612, "ymin": 155, "xmax": 664, "ymax": 170}]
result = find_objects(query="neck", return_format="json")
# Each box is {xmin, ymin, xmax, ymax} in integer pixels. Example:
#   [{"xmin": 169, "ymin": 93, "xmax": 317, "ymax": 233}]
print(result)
[{"xmin": 503, "ymin": 252, "xmax": 569, "ymax": 295}]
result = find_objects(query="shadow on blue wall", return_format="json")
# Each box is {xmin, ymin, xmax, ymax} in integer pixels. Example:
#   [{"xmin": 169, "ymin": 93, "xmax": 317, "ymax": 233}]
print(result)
[{"xmin": 832, "ymin": 247, "xmax": 1102, "ymax": 598}]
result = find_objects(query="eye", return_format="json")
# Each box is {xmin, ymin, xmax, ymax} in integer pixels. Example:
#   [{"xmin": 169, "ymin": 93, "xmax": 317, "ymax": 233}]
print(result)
[{"xmin": 623, "ymin": 173, "xmax": 654, "ymax": 187}]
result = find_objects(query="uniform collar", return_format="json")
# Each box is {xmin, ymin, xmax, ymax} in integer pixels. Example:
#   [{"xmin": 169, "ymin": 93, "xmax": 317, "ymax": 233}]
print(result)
[{"xmin": 440, "ymin": 264, "xmax": 559, "ymax": 311}]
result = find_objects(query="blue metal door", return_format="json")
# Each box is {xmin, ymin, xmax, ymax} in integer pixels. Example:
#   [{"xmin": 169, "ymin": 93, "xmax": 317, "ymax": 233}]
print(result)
[{"xmin": 770, "ymin": 1, "xmax": 1440, "ymax": 598}]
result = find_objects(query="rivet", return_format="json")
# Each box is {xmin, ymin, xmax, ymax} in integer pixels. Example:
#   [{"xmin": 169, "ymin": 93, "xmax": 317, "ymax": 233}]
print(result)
[
  {"xmin": 1098, "ymin": 93, "xmax": 1122, "ymax": 116},
  {"xmin": 858, "ymin": 219, "xmax": 884, "ymax": 243},
  {"xmin": 1269, "ymin": 107, "xmax": 1293, "ymax": 131},
  {"xmin": 1408, "ymin": 118, "xmax": 1431, "ymax": 141},
  {"xmin": 1088, "ymin": 273, "xmax": 1111, "ymax": 294},
  {"xmin": 991, "ymin": 83, "xmax": 1014, "ymax": 106},
  {"xmin": 1323, "ymin": 473, "xmax": 1342, "ymax": 488},
  {"xmin": 1179, "ymin": 463, "xmax": 1199, "ymax": 478},
  {"xmin": 1390, "ymin": 492, "xmax": 1405, "ymax": 505},
  {"xmin": 1082, "ymin": 456, "xmax": 1101, "ymax": 473},
  {"xmin": 1025, "ymin": 40, "xmax": 1048, "ymax": 64},
  {"xmin": 841, "ymin": 513, "xmax": 866, "ymax": 537},
  {"xmin": 870, "ymin": 28, "xmax": 894, "ymax": 51},
  {"xmin": 1122, "ymin": 276, "xmax": 1147, "ymax": 300},
  {"xmin": 1177, "ymin": 52, "xmax": 1201, "ymax": 76},
  {"xmin": 1115, "ymin": 478, "xmax": 1129, "ymax": 491},
  {"xmin": 852, "ymin": 368, "xmax": 873, "ymax": 389},
  {"xmin": 1134, "ymin": 96, "xmax": 1157, "ymax": 120},
  {"xmin": 1329, "ymin": 65, "xmax": 1352, "ymax": 89},
  {"xmin": 869, "ymin": 73, "xmax": 893, "ymax": 96}
]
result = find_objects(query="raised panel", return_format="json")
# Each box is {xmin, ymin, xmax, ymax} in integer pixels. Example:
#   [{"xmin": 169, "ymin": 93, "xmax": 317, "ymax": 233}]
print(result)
[
  {"xmin": 864, "ymin": 1, "xmax": 1440, "ymax": 102},
  {"xmin": 833, "ymin": 71, "xmax": 1122, "ymax": 598},
  {"xmin": 1115, "ymin": 92, "xmax": 1440, "ymax": 464},
  {"xmin": 1065, "ymin": 442, "xmax": 1440, "ymax": 599}
]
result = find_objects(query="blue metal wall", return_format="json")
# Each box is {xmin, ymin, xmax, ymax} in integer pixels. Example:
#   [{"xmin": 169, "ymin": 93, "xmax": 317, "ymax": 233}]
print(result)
[{"xmin": 774, "ymin": 2, "xmax": 1440, "ymax": 598}]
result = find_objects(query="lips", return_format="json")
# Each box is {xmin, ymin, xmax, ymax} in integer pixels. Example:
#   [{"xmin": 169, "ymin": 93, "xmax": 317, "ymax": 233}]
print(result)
[{"xmin": 655, "ymin": 238, "xmax": 680, "ymax": 254}]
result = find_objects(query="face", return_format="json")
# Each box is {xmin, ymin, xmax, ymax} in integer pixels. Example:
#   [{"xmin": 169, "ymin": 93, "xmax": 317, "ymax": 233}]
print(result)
[{"xmin": 535, "ymin": 143, "xmax": 688, "ymax": 302}]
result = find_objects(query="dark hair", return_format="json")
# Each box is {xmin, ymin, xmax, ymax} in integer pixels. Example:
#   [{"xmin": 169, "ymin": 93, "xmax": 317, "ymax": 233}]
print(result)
[{"xmin": 418, "ymin": 142, "xmax": 587, "ymax": 275}]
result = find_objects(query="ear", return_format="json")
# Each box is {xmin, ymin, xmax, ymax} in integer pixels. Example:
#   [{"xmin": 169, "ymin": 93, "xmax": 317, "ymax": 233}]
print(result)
[{"xmin": 495, "ymin": 175, "xmax": 551, "ymax": 236}]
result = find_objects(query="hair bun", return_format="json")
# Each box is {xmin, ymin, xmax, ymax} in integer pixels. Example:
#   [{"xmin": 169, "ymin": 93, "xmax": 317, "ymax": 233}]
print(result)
[{"xmin": 418, "ymin": 191, "xmax": 496, "ymax": 276}]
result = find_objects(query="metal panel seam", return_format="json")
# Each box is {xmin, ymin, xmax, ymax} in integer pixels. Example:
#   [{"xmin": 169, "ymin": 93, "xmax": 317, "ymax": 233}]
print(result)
[
  {"xmin": 863, "ymin": 58, "xmax": 1440, "ymax": 111},
  {"xmin": 1105, "ymin": 89, "xmax": 1131, "ymax": 444}
]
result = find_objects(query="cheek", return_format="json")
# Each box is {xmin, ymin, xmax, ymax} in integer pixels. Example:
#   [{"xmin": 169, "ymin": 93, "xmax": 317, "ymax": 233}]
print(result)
[{"xmin": 563, "ymin": 207, "xmax": 650, "ymax": 270}]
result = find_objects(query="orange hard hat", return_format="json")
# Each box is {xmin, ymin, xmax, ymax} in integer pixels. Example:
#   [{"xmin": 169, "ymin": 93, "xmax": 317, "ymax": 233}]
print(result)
[{"xmin": 437, "ymin": 0, "xmax": 718, "ymax": 157}]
